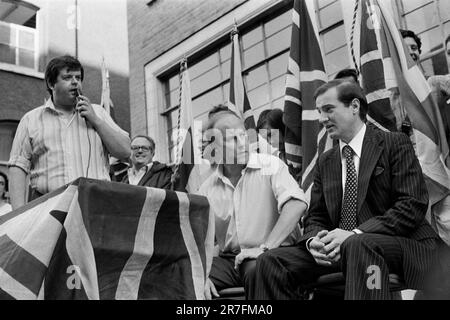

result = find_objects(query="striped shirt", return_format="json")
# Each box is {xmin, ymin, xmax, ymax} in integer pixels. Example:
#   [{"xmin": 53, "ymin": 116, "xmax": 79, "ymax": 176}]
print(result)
[{"xmin": 8, "ymin": 99, "xmax": 129, "ymax": 194}]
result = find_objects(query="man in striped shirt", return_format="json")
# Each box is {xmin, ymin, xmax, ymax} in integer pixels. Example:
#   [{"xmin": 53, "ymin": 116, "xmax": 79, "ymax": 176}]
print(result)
[{"xmin": 8, "ymin": 55, "xmax": 131, "ymax": 210}]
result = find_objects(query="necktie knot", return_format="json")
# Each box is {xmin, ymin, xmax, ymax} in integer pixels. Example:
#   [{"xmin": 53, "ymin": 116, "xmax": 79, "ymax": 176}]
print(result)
[{"xmin": 343, "ymin": 145, "xmax": 354, "ymax": 160}]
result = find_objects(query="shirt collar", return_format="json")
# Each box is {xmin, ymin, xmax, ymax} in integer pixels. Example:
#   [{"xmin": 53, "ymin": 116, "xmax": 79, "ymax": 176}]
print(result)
[
  {"xmin": 339, "ymin": 124, "xmax": 366, "ymax": 159},
  {"xmin": 44, "ymin": 98, "xmax": 75, "ymax": 116},
  {"xmin": 213, "ymin": 153, "xmax": 261, "ymax": 185},
  {"xmin": 129, "ymin": 162, "xmax": 153, "ymax": 175}
]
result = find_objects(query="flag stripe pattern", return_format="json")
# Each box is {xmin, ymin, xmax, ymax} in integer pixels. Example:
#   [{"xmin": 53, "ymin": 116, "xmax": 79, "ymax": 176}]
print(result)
[
  {"xmin": 357, "ymin": 0, "xmax": 450, "ymax": 244},
  {"xmin": 0, "ymin": 178, "xmax": 213, "ymax": 300},
  {"xmin": 284, "ymin": 0, "xmax": 332, "ymax": 197}
]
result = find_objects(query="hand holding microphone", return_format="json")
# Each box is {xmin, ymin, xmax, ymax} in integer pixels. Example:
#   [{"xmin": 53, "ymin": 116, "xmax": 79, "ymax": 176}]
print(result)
[{"xmin": 75, "ymin": 88, "xmax": 100, "ymax": 127}]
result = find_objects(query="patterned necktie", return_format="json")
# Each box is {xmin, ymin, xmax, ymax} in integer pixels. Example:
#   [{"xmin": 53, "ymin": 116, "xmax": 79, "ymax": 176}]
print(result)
[{"xmin": 339, "ymin": 145, "xmax": 358, "ymax": 230}]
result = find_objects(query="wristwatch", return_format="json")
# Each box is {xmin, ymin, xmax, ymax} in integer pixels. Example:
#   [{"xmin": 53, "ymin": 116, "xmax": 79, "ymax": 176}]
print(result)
[{"xmin": 259, "ymin": 243, "xmax": 269, "ymax": 252}]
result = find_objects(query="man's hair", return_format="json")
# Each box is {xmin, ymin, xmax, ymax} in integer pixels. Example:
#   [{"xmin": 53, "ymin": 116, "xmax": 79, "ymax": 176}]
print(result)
[
  {"xmin": 45, "ymin": 55, "xmax": 84, "ymax": 96},
  {"xmin": 400, "ymin": 29, "xmax": 422, "ymax": 54},
  {"xmin": 445, "ymin": 35, "xmax": 450, "ymax": 47},
  {"xmin": 335, "ymin": 68, "xmax": 359, "ymax": 83},
  {"xmin": 314, "ymin": 79, "xmax": 368, "ymax": 121},
  {"xmin": 257, "ymin": 108, "xmax": 285, "ymax": 134},
  {"xmin": 256, "ymin": 109, "xmax": 272, "ymax": 130},
  {"xmin": 131, "ymin": 135, "xmax": 155, "ymax": 150},
  {"xmin": 205, "ymin": 104, "xmax": 242, "ymax": 131}
]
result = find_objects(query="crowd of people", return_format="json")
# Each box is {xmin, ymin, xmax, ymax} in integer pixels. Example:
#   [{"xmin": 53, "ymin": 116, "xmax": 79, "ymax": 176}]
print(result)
[{"xmin": 1, "ymin": 28, "xmax": 450, "ymax": 300}]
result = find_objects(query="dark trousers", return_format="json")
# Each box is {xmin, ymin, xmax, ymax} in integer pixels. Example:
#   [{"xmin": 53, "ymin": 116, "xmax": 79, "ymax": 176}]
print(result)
[
  {"xmin": 254, "ymin": 233, "xmax": 436, "ymax": 300},
  {"xmin": 209, "ymin": 253, "xmax": 256, "ymax": 300}
]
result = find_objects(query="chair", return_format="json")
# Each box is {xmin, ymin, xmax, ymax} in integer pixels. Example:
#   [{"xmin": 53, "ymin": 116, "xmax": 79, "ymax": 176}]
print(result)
[
  {"xmin": 215, "ymin": 287, "xmax": 245, "ymax": 300},
  {"xmin": 305, "ymin": 272, "xmax": 406, "ymax": 300}
]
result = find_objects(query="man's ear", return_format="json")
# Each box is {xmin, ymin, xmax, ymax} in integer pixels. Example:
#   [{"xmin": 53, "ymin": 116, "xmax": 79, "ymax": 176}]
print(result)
[{"xmin": 351, "ymin": 98, "xmax": 361, "ymax": 115}]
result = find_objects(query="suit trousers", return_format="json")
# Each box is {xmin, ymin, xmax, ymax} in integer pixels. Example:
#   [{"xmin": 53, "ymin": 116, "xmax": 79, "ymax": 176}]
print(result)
[
  {"xmin": 254, "ymin": 233, "xmax": 438, "ymax": 300},
  {"xmin": 210, "ymin": 253, "xmax": 256, "ymax": 300}
]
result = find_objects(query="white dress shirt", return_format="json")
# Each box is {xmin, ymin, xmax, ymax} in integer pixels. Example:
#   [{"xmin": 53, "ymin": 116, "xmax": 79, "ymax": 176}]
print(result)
[
  {"xmin": 198, "ymin": 153, "xmax": 308, "ymax": 254},
  {"xmin": 128, "ymin": 163, "xmax": 153, "ymax": 185}
]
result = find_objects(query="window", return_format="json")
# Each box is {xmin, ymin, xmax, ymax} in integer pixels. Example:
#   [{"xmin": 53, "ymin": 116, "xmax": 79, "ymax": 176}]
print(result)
[
  {"xmin": 0, "ymin": 21, "xmax": 38, "ymax": 70},
  {"xmin": 161, "ymin": 7, "xmax": 293, "ymax": 161},
  {"xmin": 397, "ymin": 0, "xmax": 450, "ymax": 75},
  {"xmin": 316, "ymin": 0, "xmax": 350, "ymax": 78}
]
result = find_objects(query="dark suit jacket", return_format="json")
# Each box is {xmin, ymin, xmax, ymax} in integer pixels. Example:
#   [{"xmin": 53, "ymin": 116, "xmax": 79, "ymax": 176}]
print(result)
[
  {"xmin": 122, "ymin": 161, "xmax": 173, "ymax": 190},
  {"xmin": 302, "ymin": 125, "xmax": 439, "ymax": 243}
]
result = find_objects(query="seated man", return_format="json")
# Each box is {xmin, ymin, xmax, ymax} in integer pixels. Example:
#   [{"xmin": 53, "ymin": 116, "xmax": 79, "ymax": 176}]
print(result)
[
  {"xmin": 254, "ymin": 80, "xmax": 441, "ymax": 300},
  {"xmin": 198, "ymin": 107, "xmax": 308, "ymax": 300},
  {"xmin": 122, "ymin": 135, "xmax": 173, "ymax": 189}
]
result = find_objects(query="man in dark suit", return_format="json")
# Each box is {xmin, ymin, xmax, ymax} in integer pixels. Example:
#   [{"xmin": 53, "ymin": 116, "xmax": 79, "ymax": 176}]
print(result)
[
  {"xmin": 253, "ymin": 80, "xmax": 441, "ymax": 300},
  {"xmin": 122, "ymin": 135, "xmax": 173, "ymax": 189}
]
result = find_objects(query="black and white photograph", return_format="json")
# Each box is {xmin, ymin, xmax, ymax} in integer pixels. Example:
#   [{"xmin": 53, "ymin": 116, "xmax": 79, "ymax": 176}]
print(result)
[{"xmin": 0, "ymin": 0, "xmax": 449, "ymax": 305}]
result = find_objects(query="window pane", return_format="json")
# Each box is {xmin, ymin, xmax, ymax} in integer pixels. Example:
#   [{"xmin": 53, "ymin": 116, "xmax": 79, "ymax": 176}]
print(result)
[
  {"xmin": 246, "ymin": 64, "xmax": 268, "ymax": 91},
  {"xmin": 270, "ymin": 76, "xmax": 286, "ymax": 101},
  {"xmin": 190, "ymin": 53, "xmax": 219, "ymax": 80},
  {"xmin": 265, "ymin": 9, "xmax": 292, "ymax": 37},
  {"xmin": 318, "ymin": 1, "xmax": 343, "ymax": 30},
  {"xmin": 401, "ymin": 0, "xmax": 432, "ymax": 13},
  {"xmin": 190, "ymin": 67, "xmax": 222, "ymax": 97},
  {"xmin": 191, "ymin": 86, "xmax": 225, "ymax": 118},
  {"xmin": 247, "ymin": 84, "xmax": 270, "ymax": 108},
  {"xmin": 219, "ymin": 43, "xmax": 231, "ymax": 62},
  {"xmin": 18, "ymin": 30, "xmax": 34, "ymax": 50},
  {"xmin": 268, "ymin": 52, "xmax": 288, "ymax": 80},
  {"xmin": 439, "ymin": 0, "xmax": 450, "ymax": 21},
  {"xmin": 322, "ymin": 24, "xmax": 346, "ymax": 53},
  {"xmin": 18, "ymin": 49, "xmax": 34, "ymax": 69},
  {"xmin": 419, "ymin": 27, "xmax": 444, "ymax": 54},
  {"xmin": 266, "ymin": 27, "xmax": 291, "ymax": 57},
  {"xmin": 0, "ymin": 24, "xmax": 11, "ymax": 44},
  {"xmin": 404, "ymin": 3, "xmax": 439, "ymax": 34},
  {"xmin": 243, "ymin": 42, "xmax": 265, "ymax": 69},
  {"xmin": 242, "ymin": 25, "xmax": 263, "ymax": 50},
  {"xmin": 324, "ymin": 46, "xmax": 349, "ymax": 76},
  {"xmin": 272, "ymin": 97, "xmax": 284, "ymax": 110},
  {"xmin": 168, "ymin": 74, "xmax": 179, "ymax": 93},
  {"xmin": 0, "ymin": 43, "xmax": 15, "ymax": 65},
  {"xmin": 220, "ymin": 59, "xmax": 231, "ymax": 80},
  {"xmin": 317, "ymin": 0, "xmax": 335, "ymax": 9}
]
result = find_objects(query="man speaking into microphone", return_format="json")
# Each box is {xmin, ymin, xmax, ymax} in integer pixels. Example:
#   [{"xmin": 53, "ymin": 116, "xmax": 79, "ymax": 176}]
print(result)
[{"xmin": 8, "ymin": 55, "xmax": 131, "ymax": 210}]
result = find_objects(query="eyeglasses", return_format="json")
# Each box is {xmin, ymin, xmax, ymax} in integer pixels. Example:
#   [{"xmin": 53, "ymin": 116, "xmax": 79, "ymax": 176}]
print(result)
[{"xmin": 131, "ymin": 145, "xmax": 152, "ymax": 152}]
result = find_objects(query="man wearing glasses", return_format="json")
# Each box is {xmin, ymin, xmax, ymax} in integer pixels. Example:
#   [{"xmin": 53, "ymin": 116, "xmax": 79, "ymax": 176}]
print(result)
[{"xmin": 122, "ymin": 135, "xmax": 173, "ymax": 189}]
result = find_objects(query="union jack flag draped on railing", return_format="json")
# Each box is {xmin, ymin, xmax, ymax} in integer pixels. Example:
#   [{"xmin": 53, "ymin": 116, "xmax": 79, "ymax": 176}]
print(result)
[{"xmin": 0, "ymin": 178, "xmax": 213, "ymax": 299}]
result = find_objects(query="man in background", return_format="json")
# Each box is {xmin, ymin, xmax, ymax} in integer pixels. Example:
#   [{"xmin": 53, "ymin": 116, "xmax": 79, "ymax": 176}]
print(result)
[{"xmin": 122, "ymin": 135, "xmax": 173, "ymax": 189}]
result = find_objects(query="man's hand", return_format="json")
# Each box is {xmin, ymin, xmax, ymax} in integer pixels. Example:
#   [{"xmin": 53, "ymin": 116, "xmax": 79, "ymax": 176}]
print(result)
[
  {"xmin": 234, "ymin": 247, "xmax": 264, "ymax": 269},
  {"xmin": 76, "ymin": 95, "xmax": 100, "ymax": 127},
  {"xmin": 204, "ymin": 277, "xmax": 219, "ymax": 300},
  {"xmin": 321, "ymin": 229, "xmax": 355, "ymax": 263},
  {"xmin": 309, "ymin": 230, "xmax": 333, "ymax": 266}
]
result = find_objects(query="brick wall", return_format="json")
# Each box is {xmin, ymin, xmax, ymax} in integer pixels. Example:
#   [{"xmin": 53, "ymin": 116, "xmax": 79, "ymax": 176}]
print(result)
[
  {"xmin": 127, "ymin": 0, "xmax": 247, "ymax": 136},
  {"xmin": 0, "ymin": 70, "xmax": 45, "ymax": 121}
]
